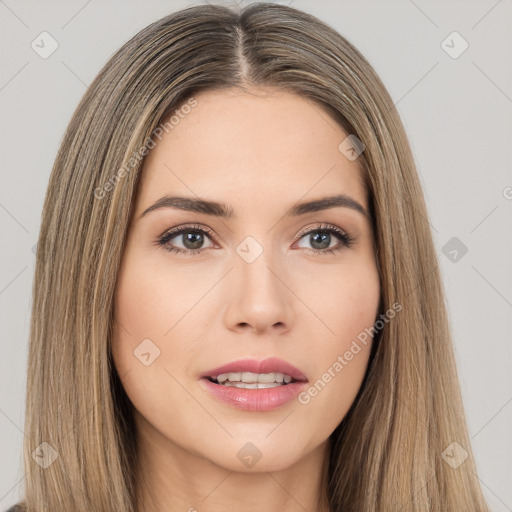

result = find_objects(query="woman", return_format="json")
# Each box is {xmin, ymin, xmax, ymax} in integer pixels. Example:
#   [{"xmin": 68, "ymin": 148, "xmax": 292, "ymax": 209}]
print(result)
[{"xmin": 8, "ymin": 2, "xmax": 490, "ymax": 511}]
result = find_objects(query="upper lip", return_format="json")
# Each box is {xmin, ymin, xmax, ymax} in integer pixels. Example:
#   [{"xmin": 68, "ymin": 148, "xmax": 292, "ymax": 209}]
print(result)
[{"xmin": 201, "ymin": 357, "xmax": 308, "ymax": 382}]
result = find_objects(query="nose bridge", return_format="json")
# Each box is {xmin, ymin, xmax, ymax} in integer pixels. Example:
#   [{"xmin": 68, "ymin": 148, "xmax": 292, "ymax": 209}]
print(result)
[
  {"xmin": 224, "ymin": 233, "xmax": 293, "ymax": 332},
  {"xmin": 236, "ymin": 233, "xmax": 284, "ymax": 300}
]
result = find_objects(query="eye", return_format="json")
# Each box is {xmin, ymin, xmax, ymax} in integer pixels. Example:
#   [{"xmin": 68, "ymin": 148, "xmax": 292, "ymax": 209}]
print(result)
[
  {"xmin": 155, "ymin": 223, "xmax": 355, "ymax": 256},
  {"xmin": 155, "ymin": 224, "xmax": 215, "ymax": 255},
  {"xmin": 294, "ymin": 223, "xmax": 355, "ymax": 255}
]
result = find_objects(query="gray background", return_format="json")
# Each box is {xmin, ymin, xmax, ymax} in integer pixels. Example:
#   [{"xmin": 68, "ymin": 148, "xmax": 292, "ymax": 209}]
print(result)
[{"xmin": 1, "ymin": 0, "xmax": 511, "ymax": 510}]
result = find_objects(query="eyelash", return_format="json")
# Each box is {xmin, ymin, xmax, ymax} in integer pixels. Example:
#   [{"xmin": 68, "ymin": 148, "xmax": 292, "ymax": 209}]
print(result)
[{"xmin": 155, "ymin": 223, "xmax": 355, "ymax": 257}]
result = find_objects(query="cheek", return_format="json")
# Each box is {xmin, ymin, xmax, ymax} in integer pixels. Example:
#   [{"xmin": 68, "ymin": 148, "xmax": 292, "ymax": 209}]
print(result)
[
  {"xmin": 110, "ymin": 254, "xmax": 208, "ymax": 403},
  {"xmin": 294, "ymin": 255, "xmax": 380, "ymax": 344},
  {"xmin": 112, "ymin": 255, "xmax": 206, "ymax": 345},
  {"xmin": 293, "ymin": 259, "xmax": 380, "ymax": 423},
  {"xmin": 110, "ymin": 262, "xmax": 200, "ymax": 437},
  {"xmin": 110, "ymin": 256, "xmax": 169, "ymax": 385}
]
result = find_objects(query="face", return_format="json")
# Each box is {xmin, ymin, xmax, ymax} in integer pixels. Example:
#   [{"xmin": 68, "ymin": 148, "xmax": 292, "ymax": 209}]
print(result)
[{"xmin": 112, "ymin": 87, "xmax": 380, "ymax": 474}]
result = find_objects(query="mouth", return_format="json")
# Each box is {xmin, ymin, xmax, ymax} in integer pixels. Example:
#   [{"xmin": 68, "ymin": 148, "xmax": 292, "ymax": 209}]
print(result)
[
  {"xmin": 200, "ymin": 372, "xmax": 308, "ymax": 412},
  {"xmin": 205, "ymin": 371, "xmax": 301, "ymax": 389},
  {"xmin": 200, "ymin": 356, "xmax": 308, "ymax": 386},
  {"xmin": 199, "ymin": 357, "xmax": 308, "ymax": 411}
]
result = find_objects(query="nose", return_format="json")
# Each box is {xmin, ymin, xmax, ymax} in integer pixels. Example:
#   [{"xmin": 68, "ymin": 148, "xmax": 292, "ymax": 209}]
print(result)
[{"xmin": 223, "ymin": 248, "xmax": 294, "ymax": 335}]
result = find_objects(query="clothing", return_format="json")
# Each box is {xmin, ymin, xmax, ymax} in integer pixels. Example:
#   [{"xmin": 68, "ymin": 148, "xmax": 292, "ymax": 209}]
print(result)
[{"xmin": 5, "ymin": 505, "xmax": 25, "ymax": 512}]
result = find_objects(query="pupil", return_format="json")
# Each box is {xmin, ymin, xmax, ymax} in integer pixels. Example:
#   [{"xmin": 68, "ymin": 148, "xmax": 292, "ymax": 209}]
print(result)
[
  {"xmin": 183, "ymin": 231, "xmax": 203, "ymax": 250},
  {"xmin": 311, "ymin": 232, "xmax": 330, "ymax": 250}
]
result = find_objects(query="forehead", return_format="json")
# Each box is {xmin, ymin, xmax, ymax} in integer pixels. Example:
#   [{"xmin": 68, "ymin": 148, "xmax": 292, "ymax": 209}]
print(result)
[{"xmin": 135, "ymin": 88, "xmax": 367, "ymax": 215}]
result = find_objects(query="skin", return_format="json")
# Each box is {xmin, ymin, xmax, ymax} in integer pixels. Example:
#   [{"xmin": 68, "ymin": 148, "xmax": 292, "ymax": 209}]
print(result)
[{"xmin": 112, "ymin": 87, "xmax": 381, "ymax": 512}]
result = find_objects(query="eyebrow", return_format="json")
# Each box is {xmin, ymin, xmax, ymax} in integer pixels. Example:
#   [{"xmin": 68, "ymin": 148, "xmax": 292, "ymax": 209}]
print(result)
[{"xmin": 139, "ymin": 194, "xmax": 369, "ymax": 220}]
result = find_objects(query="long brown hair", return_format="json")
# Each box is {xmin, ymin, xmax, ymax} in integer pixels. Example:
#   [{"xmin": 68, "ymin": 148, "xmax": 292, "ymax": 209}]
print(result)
[{"xmin": 18, "ymin": 3, "xmax": 490, "ymax": 511}]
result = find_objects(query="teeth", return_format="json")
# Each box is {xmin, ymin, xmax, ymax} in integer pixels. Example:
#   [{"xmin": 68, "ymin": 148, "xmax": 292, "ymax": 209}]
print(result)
[
  {"xmin": 221, "ymin": 382, "xmax": 283, "ymax": 389},
  {"xmin": 215, "ymin": 372, "xmax": 294, "ymax": 385}
]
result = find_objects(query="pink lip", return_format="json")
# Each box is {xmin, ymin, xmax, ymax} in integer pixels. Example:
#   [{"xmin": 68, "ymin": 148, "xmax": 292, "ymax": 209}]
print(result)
[
  {"xmin": 200, "ymin": 357, "xmax": 308, "ymax": 381},
  {"xmin": 199, "ymin": 357, "xmax": 308, "ymax": 412}
]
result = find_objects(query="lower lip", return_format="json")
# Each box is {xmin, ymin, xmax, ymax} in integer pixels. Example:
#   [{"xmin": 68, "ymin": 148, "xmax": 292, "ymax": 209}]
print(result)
[{"xmin": 200, "ymin": 378, "xmax": 308, "ymax": 412}]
